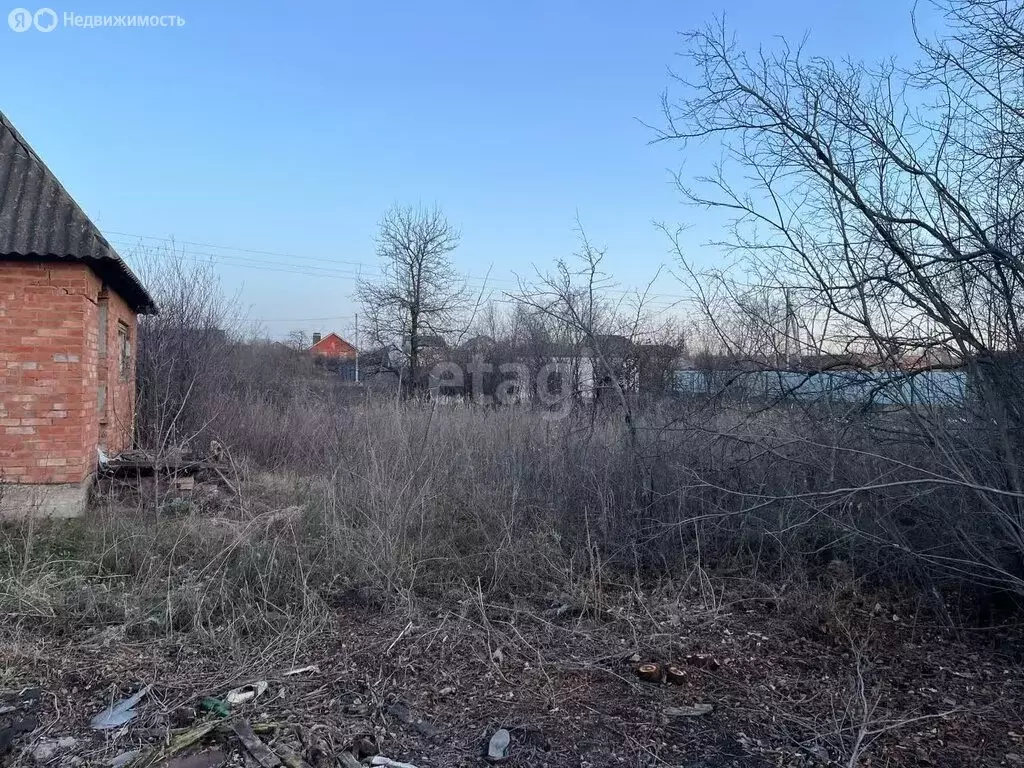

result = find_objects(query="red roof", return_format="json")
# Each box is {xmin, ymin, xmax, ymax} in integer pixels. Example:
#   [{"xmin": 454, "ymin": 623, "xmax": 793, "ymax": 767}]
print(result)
[{"xmin": 310, "ymin": 332, "xmax": 357, "ymax": 359}]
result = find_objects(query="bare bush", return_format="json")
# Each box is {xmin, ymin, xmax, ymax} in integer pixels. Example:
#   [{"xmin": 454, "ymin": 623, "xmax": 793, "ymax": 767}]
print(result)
[
  {"xmin": 656, "ymin": 0, "xmax": 1024, "ymax": 599},
  {"xmin": 132, "ymin": 243, "xmax": 241, "ymax": 455}
]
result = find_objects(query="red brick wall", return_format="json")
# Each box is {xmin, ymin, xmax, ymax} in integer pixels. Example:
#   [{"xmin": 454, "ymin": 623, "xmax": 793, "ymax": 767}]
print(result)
[
  {"xmin": 98, "ymin": 285, "xmax": 137, "ymax": 453},
  {"xmin": 0, "ymin": 261, "xmax": 137, "ymax": 485}
]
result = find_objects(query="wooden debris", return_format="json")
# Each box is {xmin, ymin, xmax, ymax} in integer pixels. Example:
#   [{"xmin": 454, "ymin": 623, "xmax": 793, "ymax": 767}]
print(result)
[
  {"xmin": 101, "ymin": 449, "xmax": 228, "ymax": 477},
  {"xmin": 635, "ymin": 662, "xmax": 665, "ymax": 683},
  {"xmin": 273, "ymin": 743, "xmax": 314, "ymax": 768},
  {"xmin": 370, "ymin": 757, "xmax": 420, "ymax": 768},
  {"xmin": 665, "ymin": 665, "xmax": 686, "ymax": 685},
  {"xmin": 232, "ymin": 720, "xmax": 282, "ymax": 767},
  {"xmin": 166, "ymin": 751, "xmax": 228, "ymax": 768},
  {"xmin": 283, "ymin": 664, "xmax": 320, "ymax": 677},
  {"xmin": 124, "ymin": 722, "xmax": 218, "ymax": 768},
  {"xmin": 121, "ymin": 721, "xmax": 285, "ymax": 768},
  {"xmin": 664, "ymin": 703, "xmax": 714, "ymax": 717}
]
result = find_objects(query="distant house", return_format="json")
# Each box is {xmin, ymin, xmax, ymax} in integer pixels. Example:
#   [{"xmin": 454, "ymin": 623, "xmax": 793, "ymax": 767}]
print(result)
[
  {"xmin": 0, "ymin": 110, "xmax": 157, "ymax": 517},
  {"xmin": 309, "ymin": 332, "xmax": 357, "ymax": 360}
]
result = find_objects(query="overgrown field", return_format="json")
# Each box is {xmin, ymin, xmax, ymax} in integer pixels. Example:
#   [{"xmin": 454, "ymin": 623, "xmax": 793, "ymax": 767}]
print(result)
[{"xmin": 2, "ymin": 401, "xmax": 1023, "ymax": 766}]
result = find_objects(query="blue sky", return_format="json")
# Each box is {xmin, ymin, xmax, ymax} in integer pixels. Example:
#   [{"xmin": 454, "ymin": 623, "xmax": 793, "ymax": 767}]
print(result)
[{"xmin": 1, "ymin": 0, "xmax": 925, "ymax": 339}]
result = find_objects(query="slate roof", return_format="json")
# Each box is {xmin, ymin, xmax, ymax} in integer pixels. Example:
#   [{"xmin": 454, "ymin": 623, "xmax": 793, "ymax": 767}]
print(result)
[{"xmin": 0, "ymin": 111, "xmax": 156, "ymax": 313}]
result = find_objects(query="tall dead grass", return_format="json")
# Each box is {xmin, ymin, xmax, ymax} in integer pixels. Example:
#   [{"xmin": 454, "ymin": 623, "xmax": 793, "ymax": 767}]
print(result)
[{"xmin": 2, "ymin": 391, "xmax": 1020, "ymax": 649}]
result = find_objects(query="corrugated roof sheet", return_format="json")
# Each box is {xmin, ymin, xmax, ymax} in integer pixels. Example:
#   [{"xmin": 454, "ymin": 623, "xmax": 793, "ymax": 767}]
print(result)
[{"xmin": 0, "ymin": 111, "xmax": 156, "ymax": 313}]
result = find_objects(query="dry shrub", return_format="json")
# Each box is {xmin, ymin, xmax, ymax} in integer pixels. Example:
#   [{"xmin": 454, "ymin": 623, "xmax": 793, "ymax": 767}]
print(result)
[
  {"xmin": 5, "ymin": 386, "xmax": 1024, "ymax": 647},
  {"xmin": 110, "ymin": 247, "xmax": 1024, "ymax": 632}
]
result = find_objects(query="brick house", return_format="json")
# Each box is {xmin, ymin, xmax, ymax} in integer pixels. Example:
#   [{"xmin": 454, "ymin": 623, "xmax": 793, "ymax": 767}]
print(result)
[
  {"xmin": 310, "ymin": 332, "xmax": 357, "ymax": 360},
  {"xmin": 0, "ymin": 111, "xmax": 156, "ymax": 517}
]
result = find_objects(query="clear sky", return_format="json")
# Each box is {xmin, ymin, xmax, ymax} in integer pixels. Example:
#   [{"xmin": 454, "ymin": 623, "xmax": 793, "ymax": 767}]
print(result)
[{"xmin": 1, "ymin": 0, "xmax": 925, "ymax": 339}]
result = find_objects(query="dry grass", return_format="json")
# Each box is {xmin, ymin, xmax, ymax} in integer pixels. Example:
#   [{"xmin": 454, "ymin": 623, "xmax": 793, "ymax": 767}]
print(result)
[
  {"xmin": 3, "ymin": 397, "xmax": 1018, "ymax": 651},
  {"xmin": 3, "ymin": 399, "xmax": 1024, "ymax": 765},
  {"xmin": 1, "ymin": 403, "xmax": 616, "ymax": 652}
]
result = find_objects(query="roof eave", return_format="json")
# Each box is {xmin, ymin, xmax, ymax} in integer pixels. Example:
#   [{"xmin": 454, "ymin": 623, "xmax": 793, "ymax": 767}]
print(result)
[{"xmin": 0, "ymin": 253, "xmax": 158, "ymax": 314}]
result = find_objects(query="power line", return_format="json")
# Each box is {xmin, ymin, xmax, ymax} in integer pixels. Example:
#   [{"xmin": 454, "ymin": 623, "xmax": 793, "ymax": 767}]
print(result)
[
  {"xmin": 108, "ymin": 229, "xmax": 506, "ymax": 286},
  {"xmin": 107, "ymin": 229, "xmax": 693, "ymax": 307},
  {"xmin": 106, "ymin": 230, "xmax": 377, "ymax": 272},
  {"xmin": 109, "ymin": 239, "xmax": 375, "ymax": 281},
  {"xmin": 119, "ymin": 244, "xmax": 687, "ymax": 316},
  {"xmin": 108, "ymin": 236, "xmax": 504, "ymax": 287},
  {"xmin": 258, "ymin": 314, "xmax": 354, "ymax": 323}
]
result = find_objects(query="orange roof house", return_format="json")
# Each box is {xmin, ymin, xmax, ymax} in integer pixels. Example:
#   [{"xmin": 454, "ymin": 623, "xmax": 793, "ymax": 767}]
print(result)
[{"xmin": 309, "ymin": 332, "xmax": 357, "ymax": 360}]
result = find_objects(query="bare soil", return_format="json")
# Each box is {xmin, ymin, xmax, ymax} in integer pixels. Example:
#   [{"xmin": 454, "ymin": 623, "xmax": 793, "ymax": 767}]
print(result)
[{"xmin": 2, "ymin": 582, "xmax": 1022, "ymax": 767}]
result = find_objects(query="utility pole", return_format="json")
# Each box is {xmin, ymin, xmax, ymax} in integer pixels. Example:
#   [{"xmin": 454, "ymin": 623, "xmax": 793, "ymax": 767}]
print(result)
[
  {"xmin": 355, "ymin": 265, "xmax": 361, "ymax": 384},
  {"xmin": 783, "ymin": 288, "xmax": 795, "ymax": 367}
]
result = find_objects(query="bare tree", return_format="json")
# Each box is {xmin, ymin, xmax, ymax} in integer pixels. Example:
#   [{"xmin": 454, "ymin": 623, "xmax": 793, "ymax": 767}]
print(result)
[
  {"xmin": 513, "ymin": 226, "xmax": 673, "ymax": 506},
  {"xmin": 516, "ymin": 229, "xmax": 627, "ymax": 410},
  {"xmin": 357, "ymin": 205, "xmax": 467, "ymax": 394},
  {"xmin": 285, "ymin": 329, "xmax": 310, "ymax": 351},
  {"xmin": 656, "ymin": 0, "xmax": 1024, "ymax": 594}
]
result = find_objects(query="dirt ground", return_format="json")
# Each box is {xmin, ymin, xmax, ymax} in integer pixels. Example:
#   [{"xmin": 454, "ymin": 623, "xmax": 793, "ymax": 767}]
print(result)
[{"xmin": 1, "ymin": 580, "xmax": 1022, "ymax": 768}]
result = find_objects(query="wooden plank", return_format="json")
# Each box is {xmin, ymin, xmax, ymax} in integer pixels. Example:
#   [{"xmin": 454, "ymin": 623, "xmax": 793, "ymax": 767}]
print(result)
[{"xmin": 231, "ymin": 721, "xmax": 282, "ymax": 768}]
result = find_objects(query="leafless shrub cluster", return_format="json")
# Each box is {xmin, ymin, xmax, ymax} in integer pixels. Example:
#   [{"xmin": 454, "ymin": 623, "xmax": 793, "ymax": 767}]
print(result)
[
  {"xmin": 132, "ymin": 243, "xmax": 241, "ymax": 455},
  {"xmin": 119, "ymin": 260, "xmax": 1021, "ymax": 630},
  {"xmin": 653, "ymin": 0, "xmax": 1024, "ymax": 607},
  {"xmin": 8, "ymin": 1, "xmax": 1015, "ymax": 639}
]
